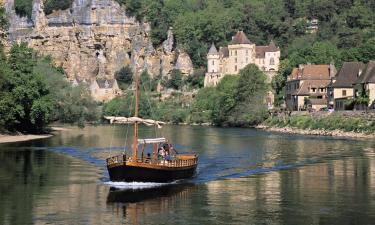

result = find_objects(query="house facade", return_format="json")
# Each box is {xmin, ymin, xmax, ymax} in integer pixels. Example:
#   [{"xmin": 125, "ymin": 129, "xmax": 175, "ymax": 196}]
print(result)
[
  {"xmin": 71, "ymin": 78, "xmax": 122, "ymax": 102},
  {"xmin": 89, "ymin": 79, "xmax": 122, "ymax": 102},
  {"xmin": 204, "ymin": 31, "xmax": 280, "ymax": 87},
  {"xmin": 329, "ymin": 62, "xmax": 364, "ymax": 110},
  {"xmin": 285, "ymin": 64, "xmax": 336, "ymax": 111},
  {"xmin": 353, "ymin": 61, "xmax": 375, "ymax": 109}
]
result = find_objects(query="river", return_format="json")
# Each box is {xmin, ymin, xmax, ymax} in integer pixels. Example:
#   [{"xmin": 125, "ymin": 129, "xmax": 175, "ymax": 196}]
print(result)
[{"xmin": 0, "ymin": 125, "xmax": 375, "ymax": 225}]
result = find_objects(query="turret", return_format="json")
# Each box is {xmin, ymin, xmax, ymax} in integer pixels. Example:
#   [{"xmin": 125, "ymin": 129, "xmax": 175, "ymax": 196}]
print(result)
[{"xmin": 207, "ymin": 43, "xmax": 219, "ymax": 73}]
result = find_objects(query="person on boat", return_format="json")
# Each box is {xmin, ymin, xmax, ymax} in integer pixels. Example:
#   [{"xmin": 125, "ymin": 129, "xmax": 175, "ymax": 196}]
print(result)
[
  {"xmin": 159, "ymin": 146, "xmax": 166, "ymax": 160},
  {"xmin": 165, "ymin": 151, "xmax": 171, "ymax": 161},
  {"xmin": 145, "ymin": 153, "xmax": 151, "ymax": 163}
]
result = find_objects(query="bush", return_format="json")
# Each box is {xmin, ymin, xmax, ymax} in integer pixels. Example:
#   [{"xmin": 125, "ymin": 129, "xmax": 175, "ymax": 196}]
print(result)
[
  {"xmin": 44, "ymin": 0, "xmax": 74, "ymax": 15},
  {"xmin": 115, "ymin": 66, "xmax": 133, "ymax": 88},
  {"xmin": 14, "ymin": 0, "xmax": 33, "ymax": 19},
  {"xmin": 166, "ymin": 69, "xmax": 183, "ymax": 90}
]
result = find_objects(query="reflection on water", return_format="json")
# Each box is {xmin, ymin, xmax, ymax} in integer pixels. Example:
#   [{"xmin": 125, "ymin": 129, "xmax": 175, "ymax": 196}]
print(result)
[{"xmin": 0, "ymin": 125, "xmax": 375, "ymax": 224}]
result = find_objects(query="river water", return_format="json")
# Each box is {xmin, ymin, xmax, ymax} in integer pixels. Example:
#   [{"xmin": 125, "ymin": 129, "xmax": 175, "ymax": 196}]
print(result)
[{"xmin": 1, "ymin": 125, "xmax": 375, "ymax": 225}]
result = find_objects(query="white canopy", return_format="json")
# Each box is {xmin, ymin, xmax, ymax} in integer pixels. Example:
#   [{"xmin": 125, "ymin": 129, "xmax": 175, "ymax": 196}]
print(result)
[
  {"xmin": 138, "ymin": 138, "xmax": 167, "ymax": 144},
  {"xmin": 104, "ymin": 116, "xmax": 166, "ymax": 128}
]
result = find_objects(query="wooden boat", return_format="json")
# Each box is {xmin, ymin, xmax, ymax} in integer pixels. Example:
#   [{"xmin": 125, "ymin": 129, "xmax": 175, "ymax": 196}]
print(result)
[{"xmin": 105, "ymin": 70, "xmax": 198, "ymax": 183}]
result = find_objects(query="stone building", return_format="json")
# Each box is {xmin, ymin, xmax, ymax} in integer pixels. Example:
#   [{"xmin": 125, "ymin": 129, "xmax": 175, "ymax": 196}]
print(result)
[
  {"xmin": 204, "ymin": 31, "xmax": 280, "ymax": 87},
  {"xmin": 89, "ymin": 79, "xmax": 122, "ymax": 102},
  {"xmin": 329, "ymin": 62, "xmax": 364, "ymax": 110},
  {"xmin": 353, "ymin": 61, "xmax": 375, "ymax": 109},
  {"xmin": 286, "ymin": 64, "xmax": 336, "ymax": 111}
]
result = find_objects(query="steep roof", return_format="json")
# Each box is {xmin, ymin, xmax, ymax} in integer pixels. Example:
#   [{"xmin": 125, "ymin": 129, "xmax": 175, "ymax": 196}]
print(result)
[
  {"xmin": 219, "ymin": 47, "xmax": 229, "ymax": 58},
  {"xmin": 332, "ymin": 62, "xmax": 365, "ymax": 88},
  {"xmin": 96, "ymin": 79, "xmax": 116, "ymax": 89},
  {"xmin": 229, "ymin": 31, "xmax": 252, "ymax": 45},
  {"xmin": 355, "ymin": 61, "xmax": 375, "ymax": 84},
  {"xmin": 287, "ymin": 64, "xmax": 334, "ymax": 81},
  {"xmin": 208, "ymin": 43, "xmax": 218, "ymax": 55},
  {"xmin": 255, "ymin": 41, "xmax": 280, "ymax": 58}
]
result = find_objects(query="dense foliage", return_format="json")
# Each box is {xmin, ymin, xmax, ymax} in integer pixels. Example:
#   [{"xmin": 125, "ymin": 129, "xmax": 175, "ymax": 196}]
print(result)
[
  {"xmin": 0, "ymin": 44, "xmax": 99, "ymax": 133},
  {"xmin": 113, "ymin": 0, "xmax": 375, "ymax": 68},
  {"xmin": 191, "ymin": 64, "xmax": 269, "ymax": 126},
  {"xmin": 14, "ymin": 0, "xmax": 33, "ymax": 19}
]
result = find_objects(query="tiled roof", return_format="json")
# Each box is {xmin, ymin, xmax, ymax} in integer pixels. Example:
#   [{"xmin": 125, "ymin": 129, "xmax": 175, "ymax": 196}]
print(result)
[
  {"xmin": 332, "ymin": 62, "xmax": 365, "ymax": 88},
  {"xmin": 229, "ymin": 31, "xmax": 252, "ymax": 45},
  {"xmin": 355, "ymin": 61, "xmax": 375, "ymax": 84},
  {"xmin": 219, "ymin": 47, "xmax": 229, "ymax": 58},
  {"xmin": 287, "ymin": 64, "xmax": 334, "ymax": 81},
  {"xmin": 255, "ymin": 41, "xmax": 279, "ymax": 58},
  {"xmin": 208, "ymin": 43, "xmax": 218, "ymax": 55}
]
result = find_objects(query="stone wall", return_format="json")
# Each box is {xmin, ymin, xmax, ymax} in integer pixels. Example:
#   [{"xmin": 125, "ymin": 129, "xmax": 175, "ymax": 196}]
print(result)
[{"xmin": 2, "ymin": 0, "xmax": 194, "ymax": 81}]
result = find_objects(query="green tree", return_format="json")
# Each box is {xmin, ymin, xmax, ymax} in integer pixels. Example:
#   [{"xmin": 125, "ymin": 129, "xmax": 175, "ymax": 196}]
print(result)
[
  {"xmin": 115, "ymin": 66, "xmax": 133, "ymax": 88},
  {"xmin": 167, "ymin": 69, "xmax": 183, "ymax": 90}
]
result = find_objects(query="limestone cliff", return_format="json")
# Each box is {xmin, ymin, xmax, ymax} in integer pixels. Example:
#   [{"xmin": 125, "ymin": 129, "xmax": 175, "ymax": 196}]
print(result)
[{"xmin": 2, "ymin": 0, "xmax": 194, "ymax": 81}]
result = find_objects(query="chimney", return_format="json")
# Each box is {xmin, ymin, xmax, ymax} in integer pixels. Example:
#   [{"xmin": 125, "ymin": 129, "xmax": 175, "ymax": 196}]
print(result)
[
  {"xmin": 329, "ymin": 63, "xmax": 336, "ymax": 78},
  {"xmin": 358, "ymin": 69, "xmax": 363, "ymax": 77}
]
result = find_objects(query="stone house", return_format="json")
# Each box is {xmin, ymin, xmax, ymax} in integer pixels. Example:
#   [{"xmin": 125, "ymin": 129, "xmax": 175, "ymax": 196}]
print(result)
[
  {"xmin": 89, "ymin": 79, "xmax": 122, "ymax": 102},
  {"xmin": 353, "ymin": 61, "xmax": 375, "ymax": 109},
  {"xmin": 286, "ymin": 64, "xmax": 336, "ymax": 111},
  {"xmin": 328, "ymin": 62, "xmax": 364, "ymax": 110},
  {"xmin": 204, "ymin": 31, "xmax": 280, "ymax": 87}
]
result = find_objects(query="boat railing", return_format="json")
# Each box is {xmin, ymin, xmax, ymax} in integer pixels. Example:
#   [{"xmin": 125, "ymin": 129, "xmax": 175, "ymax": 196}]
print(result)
[
  {"xmin": 106, "ymin": 154, "xmax": 126, "ymax": 166},
  {"xmin": 107, "ymin": 154, "xmax": 198, "ymax": 167},
  {"xmin": 149, "ymin": 156, "xmax": 198, "ymax": 167}
]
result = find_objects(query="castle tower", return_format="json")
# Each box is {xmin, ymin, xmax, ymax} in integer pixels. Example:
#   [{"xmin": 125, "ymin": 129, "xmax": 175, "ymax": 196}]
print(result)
[
  {"xmin": 227, "ymin": 31, "xmax": 256, "ymax": 74},
  {"xmin": 207, "ymin": 43, "xmax": 219, "ymax": 73}
]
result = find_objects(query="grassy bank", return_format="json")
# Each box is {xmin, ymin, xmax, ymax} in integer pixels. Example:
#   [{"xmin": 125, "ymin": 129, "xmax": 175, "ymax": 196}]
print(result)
[{"xmin": 264, "ymin": 114, "xmax": 375, "ymax": 134}]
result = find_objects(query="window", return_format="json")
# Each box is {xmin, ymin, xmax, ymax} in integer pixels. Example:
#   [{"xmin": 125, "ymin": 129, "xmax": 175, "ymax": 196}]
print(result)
[
  {"xmin": 235, "ymin": 50, "xmax": 237, "ymax": 56},
  {"xmin": 342, "ymin": 90, "xmax": 346, "ymax": 96},
  {"xmin": 320, "ymin": 88, "xmax": 324, "ymax": 92},
  {"xmin": 212, "ymin": 60, "xmax": 214, "ymax": 65},
  {"xmin": 246, "ymin": 58, "xmax": 248, "ymax": 63},
  {"xmin": 270, "ymin": 58, "xmax": 275, "ymax": 65},
  {"xmin": 246, "ymin": 50, "xmax": 248, "ymax": 55},
  {"xmin": 235, "ymin": 58, "xmax": 237, "ymax": 63},
  {"xmin": 235, "ymin": 65, "xmax": 237, "ymax": 71},
  {"xmin": 312, "ymin": 88, "xmax": 316, "ymax": 92}
]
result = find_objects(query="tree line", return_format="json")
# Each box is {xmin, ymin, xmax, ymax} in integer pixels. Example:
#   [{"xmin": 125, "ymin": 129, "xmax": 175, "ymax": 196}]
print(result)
[{"xmin": 0, "ymin": 43, "xmax": 99, "ymax": 133}]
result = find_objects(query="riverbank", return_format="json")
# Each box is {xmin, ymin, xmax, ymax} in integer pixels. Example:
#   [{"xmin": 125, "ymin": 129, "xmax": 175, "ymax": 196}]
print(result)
[
  {"xmin": 0, "ymin": 127, "xmax": 69, "ymax": 144},
  {"xmin": 260, "ymin": 111, "xmax": 375, "ymax": 139},
  {"xmin": 0, "ymin": 133, "xmax": 53, "ymax": 144},
  {"xmin": 256, "ymin": 124, "xmax": 375, "ymax": 139}
]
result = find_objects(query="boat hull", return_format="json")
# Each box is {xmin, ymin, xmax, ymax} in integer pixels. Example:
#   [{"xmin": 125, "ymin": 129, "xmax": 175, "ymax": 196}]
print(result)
[{"xmin": 107, "ymin": 164, "xmax": 197, "ymax": 183}]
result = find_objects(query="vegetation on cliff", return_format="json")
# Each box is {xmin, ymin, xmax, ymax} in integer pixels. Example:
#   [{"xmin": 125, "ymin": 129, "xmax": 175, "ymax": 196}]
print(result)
[
  {"xmin": 14, "ymin": 0, "xmax": 74, "ymax": 18},
  {"xmin": 0, "ymin": 44, "xmax": 99, "ymax": 133},
  {"xmin": 44, "ymin": 0, "xmax": 74, "ymax": 15}
]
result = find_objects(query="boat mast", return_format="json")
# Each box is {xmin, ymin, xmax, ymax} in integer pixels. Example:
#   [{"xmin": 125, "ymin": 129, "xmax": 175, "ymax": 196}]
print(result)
[{"xmin": 132, "ymin": 69, "xmax": 139, "ymax": 160}]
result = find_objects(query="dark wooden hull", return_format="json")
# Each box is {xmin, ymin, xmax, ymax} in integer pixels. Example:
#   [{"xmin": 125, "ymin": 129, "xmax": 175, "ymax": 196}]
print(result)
[{"xmin": 107, "ymin": 164, "xmax": 197, "ymax": 183}]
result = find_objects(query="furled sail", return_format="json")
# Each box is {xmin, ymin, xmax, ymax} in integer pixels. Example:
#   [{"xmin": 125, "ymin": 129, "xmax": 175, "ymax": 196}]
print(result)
[
  {"xmin": 104, "ymin": 116, "xmax": 166, "ymax": 128},
  {"xmin": 138, "ymin": 138, "xmax": 167, "ymax": 144}
]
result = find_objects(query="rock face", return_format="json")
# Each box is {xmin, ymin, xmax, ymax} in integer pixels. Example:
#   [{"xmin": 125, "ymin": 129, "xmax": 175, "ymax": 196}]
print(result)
[{"xmin": 3, "ymin": 0, "xmax": 193, "ymax": 81}]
